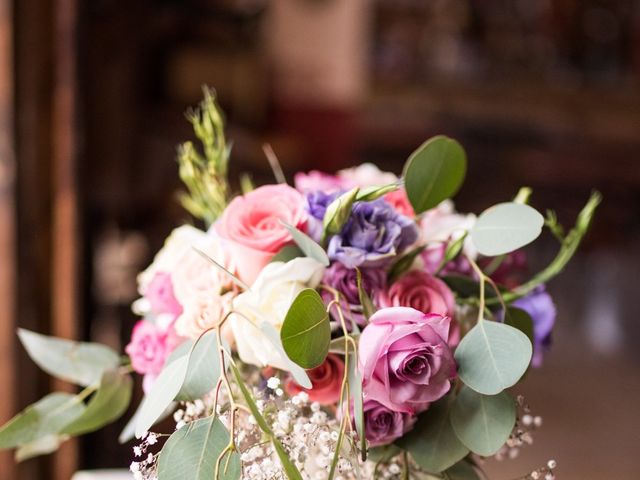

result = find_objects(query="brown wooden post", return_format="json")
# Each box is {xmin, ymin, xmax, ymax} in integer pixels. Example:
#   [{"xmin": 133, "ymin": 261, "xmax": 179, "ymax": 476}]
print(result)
[
  {"xmin": 0, "ymin": 0, "xmax": 17, "ymax": 478},
  {"xmin": 51, "ymin": 0, "xmax": 80, "ymax": 477}
]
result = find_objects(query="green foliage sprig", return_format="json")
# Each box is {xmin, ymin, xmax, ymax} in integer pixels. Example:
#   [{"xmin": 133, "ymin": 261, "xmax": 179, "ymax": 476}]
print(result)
[{"xmin": 178, "ymin": 88, "xmax": 230, "ymax": 226}]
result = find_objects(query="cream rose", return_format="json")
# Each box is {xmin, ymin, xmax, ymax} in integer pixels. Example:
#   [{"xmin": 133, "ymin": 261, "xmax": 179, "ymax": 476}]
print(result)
[{"xmin": 229, "ymin": 257, "xmax": 325, "ymax": 370}]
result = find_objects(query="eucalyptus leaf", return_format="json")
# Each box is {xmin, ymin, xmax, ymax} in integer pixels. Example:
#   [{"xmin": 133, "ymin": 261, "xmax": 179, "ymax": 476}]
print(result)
[
  {"xmin": 367, "ymin": 444, "xmax": 402, "ymax": 463},
  {"xmin": 403, "ymin": 136, "xmax": 467, "ymax": 214},
  {"xmin": 15, "ymin": 434, "xmax": 64, "ymax": 462},
  {"xmin": 323, "ymin": 187, "xmax": 359, "ymax": 235},
  {"xmin": 450, "ymin": 386, "xmax": 516, "ymax": 456},
  {"xmin": 443, "ymin": 460, "xmax": 482, "ymax": 480},
  {"xmin": 261, "ymin": 322, "xmax": 312, "ymax": 389},
  {"xmin": 17, "ymin": 329, "xmax": 120, "ymax": 387},
  {"xmin": 177, "ymin": 331, "xmax": 220, "ymax": 401},
  {"xmin": 441, "ymin": 275, "xmax": 501, "ymax": 300},
  {"xmin": 454, "ymin": 320, "xmax": 532, "ymax": 395},
  {"xmin": 271, "ymin": 244, "xmax": 304, "ymax": 263},
  {"xmin": 135, "ymin": 356, "xmax": 188, "ymax": 438},
  {"xmin": 0, "ymin": 393, "xmax": 85, "ymax": 449},
  {"xmin": 279, "ymin": 221, "xmax": 330, "ymax": 266},
  {"xmin": 280, "ymin": 289, "xmax": 331, "ymax": 369},
  {"xmin": 396, "ymin": 400, "xmax": 468, "ymax": 473},
  {"xmin": 504, "ymin": 307, "xmax": 534, "ymax": 345},
  {"xmin": 470, "ymin": 202, "xmax": 544, "ymax": 256},
  {"xmin": 62, "ymin": 370, "xmax": 132, "ymax": 436},
  {"xmin": 157, "ymin": 416, "xmax": 240, "ymax": 480},
  {"xmin": 356, "ymin": 184, "xmax": 399, "ymax": 202}
]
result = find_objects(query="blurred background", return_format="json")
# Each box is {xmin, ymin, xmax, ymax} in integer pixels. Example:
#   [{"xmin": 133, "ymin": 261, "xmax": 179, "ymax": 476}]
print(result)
[{"xmin": 1, "ymin": 0, "xmax": 639, "ymax": 478}]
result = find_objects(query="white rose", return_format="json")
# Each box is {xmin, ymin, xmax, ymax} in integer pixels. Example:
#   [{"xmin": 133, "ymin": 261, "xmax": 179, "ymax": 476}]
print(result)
[
  {"xmin": 420, "ymin": 200, "xmax": 477, "ymax": 259},
  {"xmin": 338, "ymin": 163, "xmax": 398, "ymax": 187},
  {"xmin": 229, "ymin": 257, "xmax": 325, "ymax": 370},
  {"xmin": 138, "ymin": 225, "xmax": 232, "ymax": 303}
]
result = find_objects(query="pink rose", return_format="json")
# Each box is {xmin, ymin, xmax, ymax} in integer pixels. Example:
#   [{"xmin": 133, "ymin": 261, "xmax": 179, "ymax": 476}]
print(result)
[
  {"xmin": 377, "ymin": 270, "xmax": 459, "ymax": 345},
  {"xmin": 359, "ymin": 307, "xmax": 456, "ymax": 413},
  {"xmin": 362, "ymin": 398, "xmax": 416, "ymax": 447},
  {"xmin": 144, "ymin": 272, "xmax": 183, "ymax": 318},
  {"xmin": 294, "ymin": 170, "xmax": 353, "ymax": 193},
  {"xmin": 215, "ymin": 184, "xmax": 308, "ymax": 284},
  {"xmin": 384, "ymin": 189, "xmax": 415, "ymax": 218},
  {"xmin": 125, "ymin": 319, "xmax": 180, "ymax": 376},
  {"xmin": 285, "ymin": 354, "xmax": 345, "ymax": 405}
]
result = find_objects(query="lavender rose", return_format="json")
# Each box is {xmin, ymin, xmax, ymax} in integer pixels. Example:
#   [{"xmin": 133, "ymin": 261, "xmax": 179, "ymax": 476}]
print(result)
[
  {"xmin": 362, "ymin": 399, "xmax": 416, "ymax": 447},
  {"xmin": 359, "ymin": 307, "xmax": 456, "ymax": 413},
  {"xmin": 328, "ymin": 199, "xmax": 418, "ymax": 268},
  {"xmin": 512, "ymin": 285, "xmax": 556, "ymax": 366},
  {"xmin": 321, "ymin": 262, "xmax": 386, "ymax": 326}
]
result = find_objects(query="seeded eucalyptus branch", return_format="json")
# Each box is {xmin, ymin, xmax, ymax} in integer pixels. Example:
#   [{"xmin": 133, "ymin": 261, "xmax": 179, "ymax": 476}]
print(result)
[{"xmin": 177, "ymin": 88, "xmax": 231, "ymax": 226}]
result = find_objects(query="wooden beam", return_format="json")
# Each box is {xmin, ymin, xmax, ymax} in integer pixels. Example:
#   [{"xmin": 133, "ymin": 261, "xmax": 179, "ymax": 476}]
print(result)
[
  {"xmin": 0, "ymin": 0, "xmax": 17, "ymax": 478},
  {"xmin": 51, "ymin": 0, "xmax": 80, "ymax": 477}
]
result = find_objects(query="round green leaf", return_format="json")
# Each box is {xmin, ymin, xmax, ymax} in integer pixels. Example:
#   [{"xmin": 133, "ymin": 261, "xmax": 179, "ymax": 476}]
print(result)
[
  {"xmin": 444, "ymin": 460, "xmax": 482, "ymax": 480},
  {"xmin": 17, "ymin": 329, "xmax": 120, "ymax": 387},
  {"xmin": 450, "ymin": 386, "xmax": 516, "ymax": 456},
  {"xmin": 280, "ymin": 289, "xmax": 331, "ymax": 369},
  {"xmin": 403, "ymin": 135, "xmax": 467, "ymax": 214},
  {"xmin": 271, "ymin": 245, "xmax": 304, "ymax": 263},
  {"xmin": 455, "ymin": 321, "xmax": 532, "ymax": 395},
  {"xmin": 470, "ymin": 202, "xmax": 544, "ymax": 256},
  {"xmin": 157, "ymin": 416, "xmax": 240, "ymax": 480},
  {"xmin": 396, "ymin": 400, "xmax": 469, "ymax": 473}
]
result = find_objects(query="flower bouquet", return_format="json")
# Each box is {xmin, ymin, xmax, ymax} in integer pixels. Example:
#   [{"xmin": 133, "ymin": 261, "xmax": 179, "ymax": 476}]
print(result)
[{"xmin": 0, "ymin": 91, "xmax": 600, "ymax": 480}]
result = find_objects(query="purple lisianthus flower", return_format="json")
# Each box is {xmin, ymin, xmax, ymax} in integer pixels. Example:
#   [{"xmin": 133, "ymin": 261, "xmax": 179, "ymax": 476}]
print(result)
[
  {"xmin": 328, "ymin": 199, "xmax": 419, "ymax": 268},
  {"xmin": 304, "ymin": 191, "xmax": 340, "ymax": 242},
  {"xmin": 513, "ymin": 285, "xmax": 557, "ymax": 367},
  {"xmin": 321, "ymin": 262, "xmax": 386, "ymax": 325}
]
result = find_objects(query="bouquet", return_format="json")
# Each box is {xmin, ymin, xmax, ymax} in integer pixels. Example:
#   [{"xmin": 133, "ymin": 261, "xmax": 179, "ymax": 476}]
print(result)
[{"xmin": 0, "ymin": 91, "xmax": 600, "ymax": 480}]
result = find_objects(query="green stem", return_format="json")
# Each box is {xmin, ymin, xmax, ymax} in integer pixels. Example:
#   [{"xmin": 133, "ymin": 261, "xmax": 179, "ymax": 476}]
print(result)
[{"xmin": 486, "ymin": 191, "xmax": 601, "ymax": 306}]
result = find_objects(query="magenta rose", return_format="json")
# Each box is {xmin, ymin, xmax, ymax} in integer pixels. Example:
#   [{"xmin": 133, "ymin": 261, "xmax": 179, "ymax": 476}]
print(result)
[
  {"xmin": 215, "ymin": 184, "xmax": 308, "ymax": 285},
  {"xmin": 362, "ymin": 398, "xmax": 416, "ymax": 447},
  {"xmin": 377, "ymin": 270, "xmax": 459, "ymax": 344},
  {"xmin": 359, "ymin": 307, "xmax": 456, "ymax": 413}
]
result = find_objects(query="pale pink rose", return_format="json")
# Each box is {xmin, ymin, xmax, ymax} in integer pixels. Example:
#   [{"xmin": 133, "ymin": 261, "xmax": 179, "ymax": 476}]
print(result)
[
  {"xmin": 420, "ymin": 200, "xmax": 476, "ymax": 259},
  {"xmin": 125, "ymin": 319, "xmax": 180, "ymax": 376},
  {"xmin": 174, "ymin": 291, "xmax": 234, "ymax": 341},
  {"xmin": 377, "ymin": 270, "xmax": 459, "ymax": 345},
  {"xmin": 215, "ymin": 184, "xmax": 308, "ymax": 285},
  {"xmin": 384, "ymin": 188, "xmax": 414, "ymax": 218},
  {"xmin": 338, "ymin": 163, "xmax": 398, "ymax": 187},
  {"xmin": 359, "ymin": 307, "xmax": 456, "ymax": 413},
  {"xmin": 285, "ymin": 354, "xmax": 344, "ymax": 405},
  {"xmin": 294, "ymin": 170, "xmax": 353, "ymax": 193},
  {"xmin": 143, "ymin": 272, "xmax": 183, "ymax": 318}
]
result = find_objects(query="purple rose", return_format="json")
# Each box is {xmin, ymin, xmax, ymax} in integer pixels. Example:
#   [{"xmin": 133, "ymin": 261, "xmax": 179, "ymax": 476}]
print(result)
[
  {"xmin": 321, "ymin": 262, "xmax": 386, "ymax": 325},
  {"xmin": 513, "ymin": 285, "xmax": 556, "ymax": 367},
  {"xmin": 359, "ymin": 307, "xmax": 456, "ymax": 413},
  {"xmin": 304, "ymin": 191, "xmax": 340, "ymax": 242},
  {"xmin": 328, "ymin": 199, "xmax": 419, "ymax": 268},
  {"xmin": 363, "ymin": 398, "xmax": 416, "ymax": 447}
]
